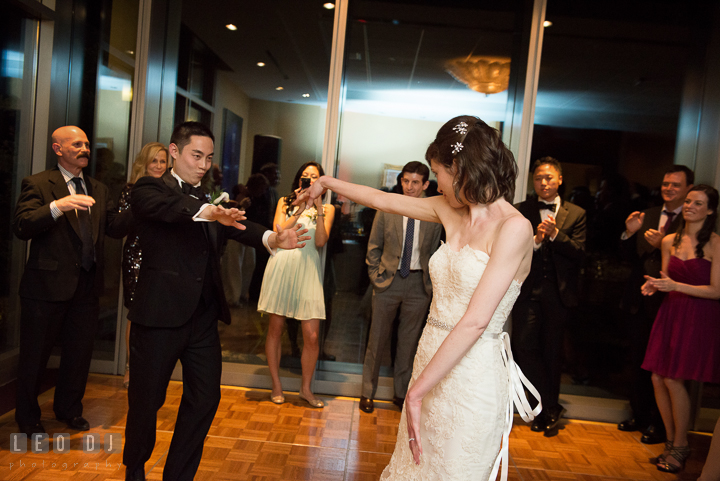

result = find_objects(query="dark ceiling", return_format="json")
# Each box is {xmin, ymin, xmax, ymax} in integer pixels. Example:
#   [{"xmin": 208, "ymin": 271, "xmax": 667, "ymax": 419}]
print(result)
[{"xmin": 180, "ymin": 0, "xmax": 717, "ymax": 133}]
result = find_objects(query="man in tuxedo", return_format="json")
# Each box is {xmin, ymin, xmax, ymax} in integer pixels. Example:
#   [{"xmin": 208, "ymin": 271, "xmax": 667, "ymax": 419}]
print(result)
[
  {"xmin": 512, "ymin": 157, "xmax": 586, "ymax": 434},
  {"xmin": 13, "ymin": 125, "xmax": 128, "ymax": 436},
  {"xmin": 359, "ymin": 161, "xmax": 443, "ymax": 414},
  {"xmin": 122, "ymin": 122, "xmax": 308, "ymax": 481},
  {"xmin": 618, "ymin": 165, "xmax": 693, "ymax": 444}
]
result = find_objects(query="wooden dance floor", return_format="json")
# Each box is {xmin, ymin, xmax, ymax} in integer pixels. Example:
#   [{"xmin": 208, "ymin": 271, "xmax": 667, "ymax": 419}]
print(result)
[{"xmin": 0, "ymin": 374, "xmax": 710, "ymax": 480}]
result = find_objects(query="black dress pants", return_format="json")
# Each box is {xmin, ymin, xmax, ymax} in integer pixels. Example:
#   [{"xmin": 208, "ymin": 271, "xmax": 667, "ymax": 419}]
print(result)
[
  {"xmin": 626, "ymin": 293, "xmax": 665, "ymax": 426},
  {"xmin": 15, "ymin": 267, "xmax": 98, "ymax": 425},
  {"xmin": 512, "ymin": 278, "xmax": 567, "ymax": 412},
  {"xmin": 123, "ymin": 305, "xmax": 222, "ymax": 481}
]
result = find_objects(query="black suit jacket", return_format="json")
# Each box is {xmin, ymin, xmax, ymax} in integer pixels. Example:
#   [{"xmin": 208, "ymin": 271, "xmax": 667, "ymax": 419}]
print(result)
[
  {"xmin": 515, "ymin": 196, "xmax": 587, "ymax": 308},
  {"xmin": 620, "ymin": 205, "xmax": 681, "ymax": 315},
  {"xmin": 128, "ymin": 172, "xmax": 268, "ymax": 328},
  {"xmin": 13, "ymin": 167, "xmax": 126, "ymax": 301}
]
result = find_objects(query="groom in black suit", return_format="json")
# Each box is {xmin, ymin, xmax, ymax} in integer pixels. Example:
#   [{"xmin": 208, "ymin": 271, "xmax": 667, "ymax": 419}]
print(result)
[
  {"xmin": 512, "ymin": 157, "xmax": 586, "ymax": 434},
  {"xmin": 122, "ymin": 122, "xmax": 308, "ymax": 481}
]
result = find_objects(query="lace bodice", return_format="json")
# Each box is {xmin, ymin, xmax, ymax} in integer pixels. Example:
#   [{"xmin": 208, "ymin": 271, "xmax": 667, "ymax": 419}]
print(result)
[
  {"xmin": 381, "ymin": 242, "xmax": 532, "ymax": 481},
  {"xmin": 428, "ymin": 243, "xmax": 521, "ymax": 335}
]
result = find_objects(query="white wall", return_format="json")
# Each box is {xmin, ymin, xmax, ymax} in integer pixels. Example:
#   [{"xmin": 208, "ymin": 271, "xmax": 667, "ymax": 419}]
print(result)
[{"xmin": 213, "ymin": 71, "xmax": 251, "ymax": 185}]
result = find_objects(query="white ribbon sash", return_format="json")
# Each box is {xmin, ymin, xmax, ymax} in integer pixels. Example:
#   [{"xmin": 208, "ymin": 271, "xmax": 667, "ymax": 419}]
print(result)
[{"xmin": 489, "ymin": 332, "xmax": 542, "ymax": 481}]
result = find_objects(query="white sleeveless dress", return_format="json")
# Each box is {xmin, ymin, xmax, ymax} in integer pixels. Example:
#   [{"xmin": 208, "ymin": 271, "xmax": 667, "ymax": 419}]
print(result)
[{"xmin": 381, "ymin": 243, "xmax": 540, "ymax": 481}]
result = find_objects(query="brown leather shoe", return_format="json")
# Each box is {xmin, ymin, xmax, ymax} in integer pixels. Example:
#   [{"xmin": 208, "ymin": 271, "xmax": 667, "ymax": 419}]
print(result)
[{"xmin": 359, "ymin": 396, "xmax": 374, "ymax": 413}]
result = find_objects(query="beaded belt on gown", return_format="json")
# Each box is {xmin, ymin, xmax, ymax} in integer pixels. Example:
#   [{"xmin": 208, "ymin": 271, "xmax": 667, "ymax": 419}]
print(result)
[{"xmin": 426, "ymin": 314, "xmax": 542, "ymax": 481}]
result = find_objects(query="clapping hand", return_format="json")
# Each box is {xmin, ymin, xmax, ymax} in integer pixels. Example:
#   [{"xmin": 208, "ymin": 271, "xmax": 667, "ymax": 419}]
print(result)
[
  {"xmin": 643, "ymin": 271, "xmax": 677, "ymax": 294},
  {"xmin": 644, "ymin": 229, "xmax": 664, "ymax": 249},
  {"xmin": 535, "ymin": 215, "xmax": 557, "ymax": 243},
  {"xmin": 405, "ymin": 389, "xmax": 423, "ymax": 465},
  {"xmin": 625, "ymin": 211, "xmax": 644, "ymax": 236}
]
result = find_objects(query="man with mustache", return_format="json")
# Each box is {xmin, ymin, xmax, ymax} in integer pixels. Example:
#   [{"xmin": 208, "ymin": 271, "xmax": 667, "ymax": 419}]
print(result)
[{"xmin": 13, "ymin": 125, "xmax": 128, "ymax": 437}]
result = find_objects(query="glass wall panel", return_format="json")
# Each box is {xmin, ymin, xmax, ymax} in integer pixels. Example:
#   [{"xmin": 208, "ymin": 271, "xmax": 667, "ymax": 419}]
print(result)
[
  {"xmin": 325, "ymin": 1, "xmax": 521, "ymax": 394},
  {"xmin": 177, "ymin": 1, "xmax": 333, "ymax": 376},
  {"xmin": 0, "ymin": 7, "xmax": 37, "ymax": 358},
  {"xmin": 92, "ymin": 0, "xmax": 139, "ymax": 361},
  {"xmin": 529, "ymin": 0, "xmax": 715, "ymax": 412}
]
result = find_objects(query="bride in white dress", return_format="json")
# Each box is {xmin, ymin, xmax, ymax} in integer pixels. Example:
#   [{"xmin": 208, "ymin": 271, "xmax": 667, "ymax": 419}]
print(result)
[{"xmin": 302, "ymin": 115, "xmax": 541, "ymax": 480}]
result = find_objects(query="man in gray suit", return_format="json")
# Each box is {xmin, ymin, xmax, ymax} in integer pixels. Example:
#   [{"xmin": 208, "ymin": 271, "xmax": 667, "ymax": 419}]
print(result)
[{"xmin": 360, "ymin": 161, "xmax": 443, "ymax": 414}]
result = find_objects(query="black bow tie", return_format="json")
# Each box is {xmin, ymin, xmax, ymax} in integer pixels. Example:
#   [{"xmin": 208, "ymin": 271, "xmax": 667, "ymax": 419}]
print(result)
[
  {"xmin": 181, "ymin": 182, "xmax": 204, "ymax": 199},
  {"xmin": 538, "ymin": 201, "xmax": 555, "ymax": 211}
]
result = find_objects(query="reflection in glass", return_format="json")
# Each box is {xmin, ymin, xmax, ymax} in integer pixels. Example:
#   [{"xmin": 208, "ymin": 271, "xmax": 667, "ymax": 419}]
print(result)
[
  {"xmin": 529, "ymin": 0, "xmax": 714, "ymax": 406},
  {"xmin": 330, "ymin": 1, "xmax": 519, "ymax": 393},
  {"xmin": 0, "ymin": 7, "xmax": 35, "ymax": 356},
  {"xmin": 92, "ymin": 0, "xmax": 139, "ymax": 360},
  {"xmin": 177, "ymin": 0, "xmax": 332, "ymax": 369}
]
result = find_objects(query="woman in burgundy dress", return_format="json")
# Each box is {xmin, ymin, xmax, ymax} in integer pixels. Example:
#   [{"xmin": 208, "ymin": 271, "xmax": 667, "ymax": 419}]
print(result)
[{"xmin": 641, "ymin": 184, "xmax": 720, "ymax": 474}]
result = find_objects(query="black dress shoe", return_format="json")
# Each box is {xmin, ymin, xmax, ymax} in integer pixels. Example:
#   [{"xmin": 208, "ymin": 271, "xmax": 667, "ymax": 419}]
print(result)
[
  {"xmin": 618, "ymin": 418, "xmax": 642, "ymax": 432},
  {"xmin": 125, "ymin": 466, "xmax": 146, "ymax": 481},
  {"xmin": 18, "ymin": 422, "xmax": 45, "ymax": 437},
  {"xmin": 530, "ymin": 413, "xmax": 547, "ymax": 432},
  {"xmin": 359, "ymin": 396, "xmax": 374, "ymax": 413},
  {"xmin": 545, "ymin": 405, "xmax": 567, "ymax": 432},
  {"xmin": 392, "ymin": 397, "xmax": 404, "ymax": 409},
  {"xmin": 57, "ymin": 416, "xmax": 90, "ymax": 431},
  {"xmin": 641, "ymin": 424, "xmax": 666, "ymax": 444},
  {"xmin": 319, "ymin": 352, "xmax": 336, "ymax": 361}
]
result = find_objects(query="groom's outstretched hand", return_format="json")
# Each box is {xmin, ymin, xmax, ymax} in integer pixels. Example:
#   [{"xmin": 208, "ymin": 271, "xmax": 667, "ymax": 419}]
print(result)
[
  {"xmin": 200, "ymin": 205, "xmax": 247, "ymax": 229},
  {"xmin": 405, "ymin": 390, "xmax": 423, "ymax": 465},
  {"xmin": 272, "ymin": 222, "xmax": 310, "ymax": 250}
]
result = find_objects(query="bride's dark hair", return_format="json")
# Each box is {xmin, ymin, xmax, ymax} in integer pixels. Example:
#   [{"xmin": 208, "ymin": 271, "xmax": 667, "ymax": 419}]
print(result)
[
  {"xmin": 672, "ymin": 184, "xmax": 718, "ymax": 259},
  {"xmin": 425, "ymin": 115, "xmax": 517, "ymax": 204},
  {"xmin": 284, "ymin": 161, "xmax": 325, "ymax": 216}
]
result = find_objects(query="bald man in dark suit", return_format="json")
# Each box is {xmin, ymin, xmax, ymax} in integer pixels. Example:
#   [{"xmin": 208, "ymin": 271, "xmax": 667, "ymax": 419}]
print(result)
[{"xmin": 13, "ymin": 126, "xmax": 128, "ymax": 437}]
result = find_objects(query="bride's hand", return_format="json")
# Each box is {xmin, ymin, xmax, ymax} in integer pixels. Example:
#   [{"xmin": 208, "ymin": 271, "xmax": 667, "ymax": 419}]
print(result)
[{"xmin": 405, "ymin": 388, "xmax": 423, "ymax": 465}]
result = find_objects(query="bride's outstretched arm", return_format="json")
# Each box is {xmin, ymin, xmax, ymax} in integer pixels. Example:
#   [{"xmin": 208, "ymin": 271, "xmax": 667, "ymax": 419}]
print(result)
[
  {"xmin": 404, "ymin": 214, "xmax": 533, "ymax": 465},
  {"xmin": 300, "ymin": 175, "xmax": 443, "ymax": 224}
]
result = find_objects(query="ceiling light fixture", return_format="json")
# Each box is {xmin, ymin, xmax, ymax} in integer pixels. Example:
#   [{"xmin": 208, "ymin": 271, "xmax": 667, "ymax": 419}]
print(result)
[
  {"xmin": 323, "ymin": 3, "xmax": 335, "ymax": 9},
  {"xmin": 302, "ymin": 93, "xmax": 310, "ymax": 97},
  {"xmin": 226, "ymin": 24, "xmax": 237, "ymax": 31},
  {"xmin": 257, "ymin": 62, "xmax": 266, "ymax": 67},
  {"xmin": 444, "ymin": 56, "xmax": 511, "ymax": 95},
  {"xmin": 276, "ymin": 87, "xmax": 284, "ymax": 90},
  {"xmin": 543, "ymin": 20, "xmax": 553, "ymax": 27}
]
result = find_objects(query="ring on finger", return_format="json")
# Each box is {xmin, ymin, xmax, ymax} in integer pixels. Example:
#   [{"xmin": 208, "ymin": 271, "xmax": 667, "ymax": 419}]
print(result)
[{"xmin": 408, "ymin": 438, "xmax": 415, "ymax": 442}]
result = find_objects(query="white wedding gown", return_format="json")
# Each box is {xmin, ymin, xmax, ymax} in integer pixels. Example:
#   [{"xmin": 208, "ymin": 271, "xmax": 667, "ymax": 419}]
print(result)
[{"xmin": 381, "ymin": 243, "xmax": 540, "ymax": 481}]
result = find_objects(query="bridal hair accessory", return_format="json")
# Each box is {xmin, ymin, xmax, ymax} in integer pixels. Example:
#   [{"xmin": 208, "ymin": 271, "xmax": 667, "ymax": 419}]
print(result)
[
  {"xmin": 452, "ymin": 122, "xmax": 468, "ymax": 135},
  {"xmin": 451, "ymin": 121, "xmax": 469, "ymax": 155}
]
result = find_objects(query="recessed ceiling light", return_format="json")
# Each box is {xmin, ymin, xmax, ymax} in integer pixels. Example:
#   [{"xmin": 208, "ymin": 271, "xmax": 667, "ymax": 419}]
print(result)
[
  {"xmin": 543, "ymin": 20, "xmax": 552, "ymax": 27},
  {"xmin": 226, "ymin": 24, "xmax": 238, "ymax": 31},
  {"xmin": 276, "ymin": 87, "xmax": 284, "ymax": 90},
  {"xmin": 127, "ymin": 50, "xmax": 134, "ymax": 55},
  {"xmin": 302, "ymin": 93, "xmax": 310, "ymax": 97},
  {"xmin": 257, "ymin": 62, "xmax": 266, "ymax": 67},
  {"xmin": 323, "ymin": 3, "xmax": 335, "ymax": 9}
]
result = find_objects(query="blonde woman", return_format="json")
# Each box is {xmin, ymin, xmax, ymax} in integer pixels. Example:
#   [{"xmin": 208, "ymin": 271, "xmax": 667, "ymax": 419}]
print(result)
[{"xmin": 119, "ymin": 142, "xmax": 168, "ymax": 387}]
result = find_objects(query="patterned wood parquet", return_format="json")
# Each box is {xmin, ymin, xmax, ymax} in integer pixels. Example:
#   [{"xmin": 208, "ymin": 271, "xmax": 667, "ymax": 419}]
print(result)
[{"xmin": 0, "ymin": 374, "xmax": 710, "ymax": 480}]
